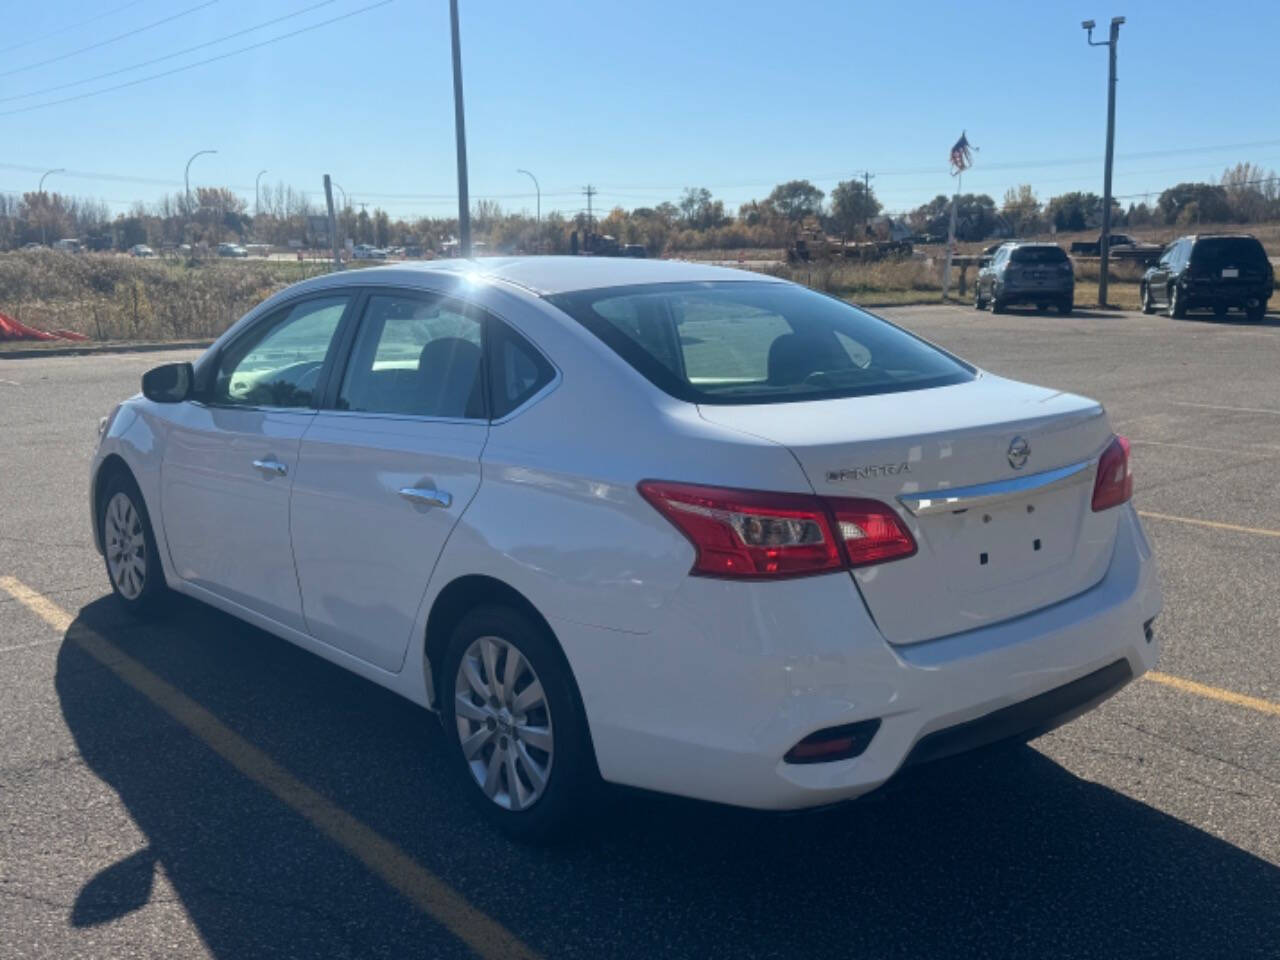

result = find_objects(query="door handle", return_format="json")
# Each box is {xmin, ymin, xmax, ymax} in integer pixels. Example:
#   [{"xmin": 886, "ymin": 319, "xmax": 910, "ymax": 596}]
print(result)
[
  {"xmin": 399, "ymin": 487, "xmax": 452, "ymax": 509},
  {"xmin": 252, "ymin": 458, "xmax": 289, "ymax": 477}
]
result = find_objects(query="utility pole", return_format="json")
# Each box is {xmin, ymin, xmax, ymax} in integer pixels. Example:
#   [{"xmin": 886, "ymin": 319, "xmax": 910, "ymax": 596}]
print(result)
[
  {"xmin": 449, "ymin": 0, "xmax": 471, "ymax": 257},
  {"xmin": 855, "ymin": 170, "xmax": 875, "ymax": 239},
  {"xmin": 583, "ymin": 184, "xmax": 597, "ymax": 251},
  {"xmin": 1084, "ymin": 16, "xmax": 1124, "ymax": 307},
  {"xmin": 323, "ymin": 174, "xmax": 342, "ymax": 269},
  {"xmin": 37, "ymin": 168, "xmax": 65, "ymax": 246}
]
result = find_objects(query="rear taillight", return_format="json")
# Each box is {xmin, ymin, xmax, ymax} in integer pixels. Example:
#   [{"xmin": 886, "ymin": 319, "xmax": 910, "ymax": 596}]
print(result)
[
  {"xmin": 1091, "ymin": 435, "xmax": 1133, "ymax": 511},
  {"xmin": 638, "ymin": 481, "xmax": 915, "ymax": 579}
]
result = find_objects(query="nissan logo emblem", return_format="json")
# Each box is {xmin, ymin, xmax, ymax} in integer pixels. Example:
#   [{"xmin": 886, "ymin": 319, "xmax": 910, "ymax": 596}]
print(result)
[{"xmin": 1007, "ymin": 436, "xmax": 1031, "ymax": 470}]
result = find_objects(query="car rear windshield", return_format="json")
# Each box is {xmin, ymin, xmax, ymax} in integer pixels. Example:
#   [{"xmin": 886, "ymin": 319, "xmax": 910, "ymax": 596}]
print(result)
[
  {"xmin": 547, "ymin": 281, "xmax": 974, "ymax": 405},
  {"xmin": 1191, "ymin": 237, "xmax": 1268, "ymax": 270},
  {"xmin": 1010, "ymin": 246, "xmax": 1068, "ymax": 264}
]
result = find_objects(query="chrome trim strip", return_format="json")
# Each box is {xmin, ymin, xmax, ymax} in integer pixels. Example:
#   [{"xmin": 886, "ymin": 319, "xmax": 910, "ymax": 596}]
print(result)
[{"xmin": 897, "ymin": 460, "xmax": 1093, "ymax": 517}]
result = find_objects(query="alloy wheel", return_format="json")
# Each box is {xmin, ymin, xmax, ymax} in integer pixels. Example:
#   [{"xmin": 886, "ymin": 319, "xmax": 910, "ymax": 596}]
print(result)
[
  {"xmin": 105, "ymin": 491, "xmax": 146, "ymax": 600},
  {"xmin": 454, "ymin": 635, "xmax": 554, "ymax": 811}
]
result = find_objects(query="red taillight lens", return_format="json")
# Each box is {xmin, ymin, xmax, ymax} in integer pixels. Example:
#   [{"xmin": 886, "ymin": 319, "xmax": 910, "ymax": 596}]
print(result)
[
  {"xmin": 829, "ymin": 499, "xmax": 918, "ymax": 567},
  {"xmin": 1091, "ymin": 435, "xmax": 1133, "ymax": 511},
  {"xmin": 638, "ymin": 481, "xmax": 916, "ymax": 579}
]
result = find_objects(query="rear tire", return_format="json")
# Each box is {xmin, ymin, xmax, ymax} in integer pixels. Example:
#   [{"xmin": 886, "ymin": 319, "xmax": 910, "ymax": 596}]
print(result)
[
  {"xmin": 991, "ymin": 297, "xmax": 1007, "ymax": 314},
  {"xmin": 441, "ymin": 604, "xmax": 597, "ymax": 842},
  {"xmin": 1057, "ymin": 298, "xmax": 1073, "ymax": 316},
  {"xmin": 98, "ymin": 471, "xmax": 168, "ymax": 616},
  {"xmin": 1246, "ymin": 301, "xmax": 1266, "ymax": 322}
]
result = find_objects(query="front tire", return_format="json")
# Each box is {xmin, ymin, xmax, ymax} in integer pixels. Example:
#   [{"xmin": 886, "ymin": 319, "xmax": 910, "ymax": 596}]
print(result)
[
  {"xmin": 991, "ymin": 296, "xmax": 1007, "ymax": 314},
  {"xmin": 1057, "ymin": 297, "xmax": 1073, "ymax": 316},
  {"xmin": 98, "ymin": 472, "xmax": 167, "ymax": 616},
  {"xmin": 1141, "ymin": 284, "xmax": 1155, "ymax": 314},
  {"xmin": 1246, "ymin": 300, "xmax": 1267, "ymax": 322},
  {"xmin": 1168, "ymin": 283, "xmax": 1187, "ymax": 318},
  {"xmin": 441, "ymin": 605, "xmax": 596, "ymax": 841}
]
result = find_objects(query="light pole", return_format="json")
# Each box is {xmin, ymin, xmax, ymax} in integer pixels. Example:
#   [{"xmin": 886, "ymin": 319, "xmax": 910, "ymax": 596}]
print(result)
[
  {"xmin": 517, "ymin": 168, "xmax": 539, "ymax": 251},
  {"xmin": 449, "ymin": 0, "xmax": 471, "ymax": 257},
  {"xmin": 255, "ymin": 169, "xmax": 268, "ymax": 216},
  {"xmin": 37, "ymin": 167, "xmax": 65, "ymax": 246},
  {"xmin": 1083, "ymin": 16, "xmax": 1124, "ymax": 307},
  {"xmin": 185, "ymin": 149, "xmax": 217, "ymax": 212}
]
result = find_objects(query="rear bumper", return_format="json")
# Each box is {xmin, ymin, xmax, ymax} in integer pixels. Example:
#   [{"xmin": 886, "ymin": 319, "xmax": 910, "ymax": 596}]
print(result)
[
  {"xmin": 901, "ymin": 657, "xmax": 1132, "ymax": 768},
  {"xmin": 996, "ymin": 280, "xmax": 1073, "ymax": 302},
  {"xmin": 556, "ymin": 505, "xmax": 1161, "ymax": 810},
  {"xmin": 1183, "ymin": 282, "xmax": 1272, "ymax": 305}
]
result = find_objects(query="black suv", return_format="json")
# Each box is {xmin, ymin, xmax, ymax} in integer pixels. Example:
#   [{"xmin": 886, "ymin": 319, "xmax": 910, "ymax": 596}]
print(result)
[
  {"xmin": 1141, "ymin": 234, "xmax": 1273, "ymax": 321},
  {"xmin": 975, "ymin": 242, "xmax": 1074, "ymax": 315}
]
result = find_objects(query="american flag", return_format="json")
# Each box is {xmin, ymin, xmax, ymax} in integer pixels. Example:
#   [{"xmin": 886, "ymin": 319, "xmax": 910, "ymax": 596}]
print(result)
[{"xmin": 949, "ymin": 132, "xmax": 973, "ymax": 174}]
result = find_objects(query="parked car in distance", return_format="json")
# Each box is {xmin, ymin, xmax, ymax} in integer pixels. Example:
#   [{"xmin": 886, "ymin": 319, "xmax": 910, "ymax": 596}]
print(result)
[
  {"xmin": 353, "ymin": 244, "xmax": 388, "ymax": 260},
  {"xmin": 621, "ymin": 243, "xmax": 648, "ymax": 258},
  {"xmin": 976, "ymin": 242, "xmax": 1074, "ymax": 314},
  {"xmin": 1141, "ymin": 234, "xmax": 1273, "ymax": 321},
  {"xmin": 217, "ymin": 242, "xmax": 249, "ymax": 258},
  {"xmin": 129, "ymin": 244, "xmax": 155, "ymax": 258},
  {"xmin": 53, "ymin": 238, "xmax": 83, "ymax": 252},
  {"xmin": 92, "ymin": 257, "xmax": 1160, "ymax": 839},
  {"xmin": 1070, "ymin": 233, "xmax": 1138, "ymax": 256}
]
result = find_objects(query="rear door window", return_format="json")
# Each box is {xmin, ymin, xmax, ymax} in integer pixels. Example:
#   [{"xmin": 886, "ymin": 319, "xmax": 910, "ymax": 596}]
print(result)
[
  {"xmin": 488, "ymin": 322, "xmax": 555, "ymax": 418},
  {"xmin": 337, "ymin": 294, "xmax": 484, "ymax": 419}
]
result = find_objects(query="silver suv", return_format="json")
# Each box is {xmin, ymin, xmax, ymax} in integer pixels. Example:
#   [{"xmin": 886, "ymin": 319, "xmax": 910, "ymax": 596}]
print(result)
[{"xmin": 976, "ymin": 242, "xmax": 1074, "ymax": 315}]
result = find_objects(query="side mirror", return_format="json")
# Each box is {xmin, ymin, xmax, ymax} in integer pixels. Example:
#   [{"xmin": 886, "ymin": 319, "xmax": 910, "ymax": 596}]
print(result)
[{"xmin": 141, "ymin": 362, "xmax": 193, "ymax": 403}]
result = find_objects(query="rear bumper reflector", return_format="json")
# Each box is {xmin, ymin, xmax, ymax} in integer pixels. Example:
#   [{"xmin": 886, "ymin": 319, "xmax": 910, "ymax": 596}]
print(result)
[{"xmin": 784, "ymin": 718, "xmax": 881, "ymax": 764}]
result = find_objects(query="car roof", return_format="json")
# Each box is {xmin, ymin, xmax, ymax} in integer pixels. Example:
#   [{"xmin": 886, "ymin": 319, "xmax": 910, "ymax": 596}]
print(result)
[{"xmin": 286, "ymin": 256, "xmax": 787, "ymax": 298}]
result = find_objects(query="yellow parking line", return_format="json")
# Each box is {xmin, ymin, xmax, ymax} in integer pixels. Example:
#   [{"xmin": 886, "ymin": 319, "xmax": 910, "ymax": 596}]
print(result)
[
  {"xmin": 1145, "ymin": 671, "xmax": 1280, "ymax": 717},
  {"xmin": 1137, "ymin": 510, "xmax": 1280, "ymax": 539},
  {"xmin": 0, "ymin": 576, "xmax": 540, "ymax": 960}
]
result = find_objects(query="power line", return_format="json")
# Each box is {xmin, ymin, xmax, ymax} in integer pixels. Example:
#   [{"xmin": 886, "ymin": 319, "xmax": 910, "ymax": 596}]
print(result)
[
  {"xmin": 0, "ymin": 0, "xmax": 149, "ymax": 56},
  {"xmin": 0, "ymin": 0, "xmax": 396, "ymax": 118},
  {"xmin": 0, "ymin": 0, "xmax": 340, "ymax": 105},
  {"xmin": 0, "ymin": 1, "xmax": 220, "ymax": 80}
]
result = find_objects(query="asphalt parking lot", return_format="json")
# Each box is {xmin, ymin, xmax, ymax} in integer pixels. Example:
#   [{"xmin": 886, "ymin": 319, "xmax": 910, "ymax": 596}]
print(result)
[{"xmin": 1, "ymin": 303, "xmax": 1277, "ymax": 959}]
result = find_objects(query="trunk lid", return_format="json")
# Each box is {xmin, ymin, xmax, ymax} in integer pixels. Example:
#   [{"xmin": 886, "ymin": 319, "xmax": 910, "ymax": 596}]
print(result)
[{"xmin": 698, "ymin": 374, "xmax": 1118, "ymax": 644}]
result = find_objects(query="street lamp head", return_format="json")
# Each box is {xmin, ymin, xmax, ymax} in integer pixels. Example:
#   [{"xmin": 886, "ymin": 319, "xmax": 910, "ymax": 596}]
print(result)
[
  {"xmin": 1111, "ymin": 16, "xmax": 1125, "ymax": 25},
  {"xmin": 1081, "ymin": 19, "xmax": 1096, "ymax": 30}
]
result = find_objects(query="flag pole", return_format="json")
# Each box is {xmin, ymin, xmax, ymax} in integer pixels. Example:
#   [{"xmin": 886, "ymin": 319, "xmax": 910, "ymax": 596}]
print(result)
[{"xmin": 942, "ymin": 171, "xmax": 961, "ymax": 300}]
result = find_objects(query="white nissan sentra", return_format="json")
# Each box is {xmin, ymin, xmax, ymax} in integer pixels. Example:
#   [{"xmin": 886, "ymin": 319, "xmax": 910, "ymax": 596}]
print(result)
[{"xmin": 91, "ymin": 257, "xmax": 1161, "ymax": 838}]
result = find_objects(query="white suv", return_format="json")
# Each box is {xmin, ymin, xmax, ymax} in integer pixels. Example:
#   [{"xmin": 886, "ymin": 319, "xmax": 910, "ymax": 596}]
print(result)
[{"xmin": 92, "ymin": 257, "xmax": 1161, "ymax": 838}]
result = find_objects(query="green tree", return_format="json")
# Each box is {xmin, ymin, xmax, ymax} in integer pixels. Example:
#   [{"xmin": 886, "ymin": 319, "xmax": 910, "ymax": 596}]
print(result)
[
  {"xmin": 1157, "ymin": 182, "xmax": 1230, "ymax": 225},
  {"xmin": 677, "ymin": 187, "xmax": 728, "ymax": 230},
  {"xmin": 765, "ymin": 179, "xmax": 825, "ymax": 222},
  {"xmin": 828, "ymin": 179, "xmax": 881, "ymax": 240}
]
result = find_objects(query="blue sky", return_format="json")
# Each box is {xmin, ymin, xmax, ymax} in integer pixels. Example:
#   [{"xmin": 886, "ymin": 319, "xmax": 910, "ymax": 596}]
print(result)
[{"xmin": 4, "ymin": 0, "xmax": 1279, "ymax": 221}]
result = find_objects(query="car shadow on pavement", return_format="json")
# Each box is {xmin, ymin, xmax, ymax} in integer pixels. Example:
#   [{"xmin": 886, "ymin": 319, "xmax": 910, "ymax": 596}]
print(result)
[{"xmin": 57, "ymin": 595, "xmax": 1280, "ymax": 960}]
